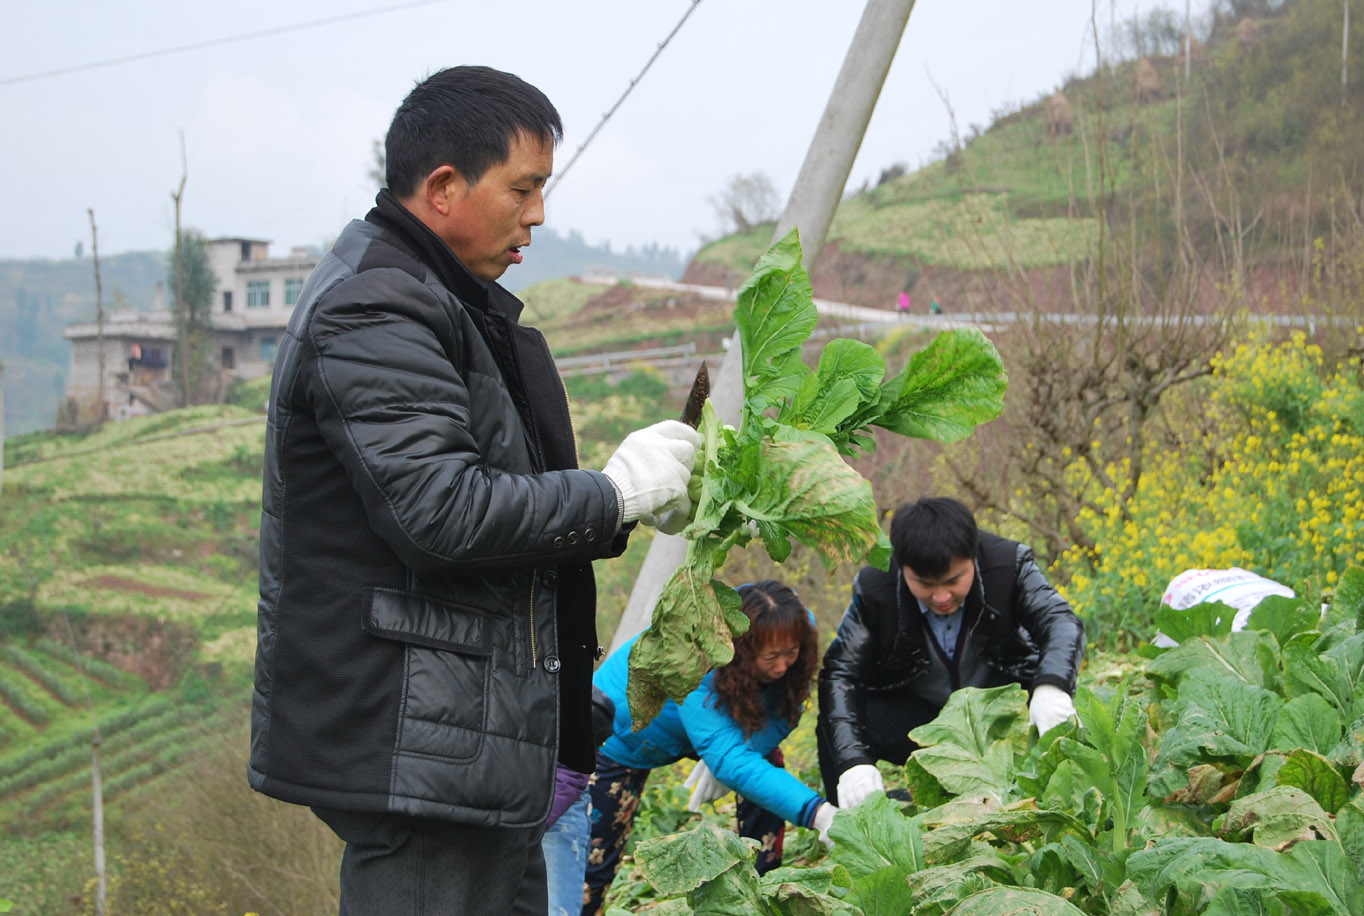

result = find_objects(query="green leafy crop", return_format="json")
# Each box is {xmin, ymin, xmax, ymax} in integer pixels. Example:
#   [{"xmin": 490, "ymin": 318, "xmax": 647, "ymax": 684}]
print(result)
[{"xmin": 626, "ymin": 229, "xmax": 1008, "ymax": 726}]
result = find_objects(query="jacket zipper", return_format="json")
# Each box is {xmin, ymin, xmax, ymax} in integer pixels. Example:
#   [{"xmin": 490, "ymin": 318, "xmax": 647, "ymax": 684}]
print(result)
[{"xmin": 528, "ymin": 570, "xmax": 539, "ymax": 669}]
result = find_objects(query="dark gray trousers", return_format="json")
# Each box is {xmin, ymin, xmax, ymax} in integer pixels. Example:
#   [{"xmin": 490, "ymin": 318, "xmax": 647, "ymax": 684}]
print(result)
[{"xmin": 313, "ymin": 806, "xmax": 547, "ymax": 916}]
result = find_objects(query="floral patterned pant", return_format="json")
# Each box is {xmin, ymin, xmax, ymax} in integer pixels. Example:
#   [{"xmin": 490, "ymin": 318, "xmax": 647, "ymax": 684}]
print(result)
[{"xmin": 580, "ymin": 748, "xmax": 786, "ymax": 915}]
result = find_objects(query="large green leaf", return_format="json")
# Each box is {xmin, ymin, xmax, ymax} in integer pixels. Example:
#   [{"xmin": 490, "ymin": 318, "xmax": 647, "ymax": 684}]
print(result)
[
  {"xmin": 944, "ymin": 887, "xmax": 1088, "ymax": 916},
  {"xmin": 906, "ymin": 741, "xmax": 1019, "ymax": 805},
  {"xmin": 1284, "ymin": 633, "xmax": 1364, "ymax": 723},
  {"xmin": 902, "ymin": 857, "xmax": 1013, "ymax": 916},
  {"xmin": 875, "ymin": 328, "xmax": 1008, "ymax": 443},
  {"xmin": 763, "ymin": 861, "xmax": 845, "ymax": 899},
  {"xmin": 908, "ymin": 685, "xmax": 1031, "ymax": 759},
  {"xmin": 1202, "ymin": 887, "xmax": 1288, "ymax": 916},
  {"xmin": 1070, "ymin": 685, "xmax": 1151, "ymax": 850},
  {"xmin": 781, "ymin": 339, "xmax": 886, "ymax": 440},
  {"xmin": 1128, "ymin": 838, "xmax": 1364, "ymax": 916},
  {"xmin": 764, "ymin": 880, "xmax": 863, "ymax": 916},
  {"xmin": 1248, "ymin": 595, "xmax": 1326, "ymax": 647},
  {"xmin": 1145, "ymin": 631, "xmax": 1278, "ymax": 691},
  {"xmin": 1274, "ymin": 749, "xmax": 1350, "ymax": 814},
  {"xmin": 634, "ymin": 822, "xmax": 757, "ymax": 898},
  {"xmin": 1331, "ymin": 713, "xmax": 1364, "ymax": 769},
  {"xmin": 737, "ymin": 434, "xmax": 881, "ymax": 567},
  {"xmin": 1151, "ymin": 668, "xmax": 1283, "ymax": 796},
  {"xmin": 827, "ymin": 792, "xmax": 926, "ymax": 879},
  {"xmin": 736, "ymin": 229, "xmax": 817, "ymax": 410},
  {"xmin": 1335, "ymin": 566, "xmax": 1364, "ymax": 631},
  {"xmin": 1335, "ymin": 795, "xmax": 1364, "ymax": 886},
  {"xmin": 1154, "ymin": 599, "xmax": 1237, "ymax": 645},
  {"xmin": 1219, "ymin": 785, "xmax": 1340, "ymax": 847},
  {"xmin": 628, "ymin": 571, "xmax": 743, "ymax": 725},
  {"xmin": 691, "ymin": 862, "xmax": 776, "ymax": 916},
  {"xmin": 844, "ymin": 865, "xmax": 915, "ymax": 916},
  {"xmin": 904, "ymin": 686, "xmax": 1030, "ymax": 805},
  {"xmin": 1273, "ymin": 694, "xmax": 1345, "ymax": 756},
  {"xmin": 923, "ymin": 808, "xmax": 1091, "ymax": 865}
]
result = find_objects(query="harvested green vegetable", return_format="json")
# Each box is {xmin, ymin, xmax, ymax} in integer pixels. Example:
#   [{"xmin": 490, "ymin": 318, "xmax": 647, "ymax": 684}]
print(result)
[{"xmin": 627, "ymin": 229, "xmax": 1009, "ymax": 726}]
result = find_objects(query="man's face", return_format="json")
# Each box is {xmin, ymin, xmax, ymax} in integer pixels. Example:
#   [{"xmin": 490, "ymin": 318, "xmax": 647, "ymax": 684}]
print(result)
[
  {"xmin": 901, "ymin": 556, "xmax": 974, "ymax": 616},
  {"xmin": 438, "ymin": 131, "xmax": 553, "ymax": 282}
]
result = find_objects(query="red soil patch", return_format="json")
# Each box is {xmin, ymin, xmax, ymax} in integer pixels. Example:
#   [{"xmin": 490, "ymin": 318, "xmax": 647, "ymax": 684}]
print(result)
[{"xmin": 87, "ymin": 575, "xmax": 210, "ymax": 602}]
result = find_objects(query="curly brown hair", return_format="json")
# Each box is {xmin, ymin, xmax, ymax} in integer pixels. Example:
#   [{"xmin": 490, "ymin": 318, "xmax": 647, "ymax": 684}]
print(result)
[{"xmin": 710, "ymin": 580, "xmax": 818, "ymax": 738}]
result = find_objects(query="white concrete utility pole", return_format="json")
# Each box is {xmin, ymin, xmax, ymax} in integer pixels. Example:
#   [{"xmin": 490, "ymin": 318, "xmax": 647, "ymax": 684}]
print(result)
[{"xmin": 608, "ymin": 0, "xmax": 918, "ymax": 653}]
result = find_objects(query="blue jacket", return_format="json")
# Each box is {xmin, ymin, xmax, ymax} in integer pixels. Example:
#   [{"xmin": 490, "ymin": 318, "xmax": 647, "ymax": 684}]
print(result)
[{"xmin": 594, "ymin": 634, "xmax": 824, "ymax": 827}]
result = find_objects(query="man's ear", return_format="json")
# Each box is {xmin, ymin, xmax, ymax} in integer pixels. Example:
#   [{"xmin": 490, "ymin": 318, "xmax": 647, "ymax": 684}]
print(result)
[{"xmin": 422, "ymin": 165, "xmax": 462, "ymax": 217}]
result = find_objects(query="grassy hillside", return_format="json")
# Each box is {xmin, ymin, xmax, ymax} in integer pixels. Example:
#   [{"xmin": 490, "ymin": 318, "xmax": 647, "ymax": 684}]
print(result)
[{"xmin": 694, "ymin": 0, "xmax": 1362, "ymax": 289}]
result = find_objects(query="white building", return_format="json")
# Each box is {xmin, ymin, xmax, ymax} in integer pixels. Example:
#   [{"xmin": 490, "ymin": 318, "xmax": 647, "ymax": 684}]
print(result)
[{"xmin": 64, "ymin": 237, "xmax": 320, "ymax": 419}]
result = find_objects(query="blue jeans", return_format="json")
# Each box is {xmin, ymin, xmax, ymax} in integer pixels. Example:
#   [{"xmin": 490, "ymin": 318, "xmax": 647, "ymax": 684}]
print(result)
[{"xmin": 542, "ymin": 789, "xmax": 591, "ymax": 916}]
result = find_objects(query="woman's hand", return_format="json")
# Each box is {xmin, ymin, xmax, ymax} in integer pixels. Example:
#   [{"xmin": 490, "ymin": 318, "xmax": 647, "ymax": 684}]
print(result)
[{"xmin": 684, "ymin": 760, "xmax": 730, "ymax": 812}]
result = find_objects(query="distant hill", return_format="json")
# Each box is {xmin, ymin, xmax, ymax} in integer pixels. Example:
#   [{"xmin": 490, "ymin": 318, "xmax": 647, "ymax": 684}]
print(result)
[
  {"xmin": 0, "ymin": 252, "xmax": 165, "ymax": 438},
  {"xmin": 683, "ymin": 0, "xmax": 1362, "ymax": 314},
  {"xmin": 0, "ymin": 228, "xmax": 686, "ymax": 439}
]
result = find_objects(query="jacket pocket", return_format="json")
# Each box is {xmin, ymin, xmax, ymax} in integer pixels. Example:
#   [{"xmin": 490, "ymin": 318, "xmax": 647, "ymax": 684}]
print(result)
[{"xmin": 362, "ymin": 587, "xmax": 492, "ymax": 761}]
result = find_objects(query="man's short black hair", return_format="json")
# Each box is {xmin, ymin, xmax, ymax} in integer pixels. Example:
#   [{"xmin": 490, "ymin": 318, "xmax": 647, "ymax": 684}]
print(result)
[
  {"xmin": 889, "ymin": 497, "xmax": 979, "ymax": 578},
  {"xmin": 384, "ymin": 65, "xmax": 563, "ymax": 198}
]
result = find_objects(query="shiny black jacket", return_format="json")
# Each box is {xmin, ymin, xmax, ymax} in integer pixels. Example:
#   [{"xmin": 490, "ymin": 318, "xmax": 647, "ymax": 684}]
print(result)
[
  {"xmin": 817, "ymin": 533, "xmax": 1084, "ymax": 774},
  {"xmin": 248, "ymin": 191, "xmax": 626, "ymax": 827}
]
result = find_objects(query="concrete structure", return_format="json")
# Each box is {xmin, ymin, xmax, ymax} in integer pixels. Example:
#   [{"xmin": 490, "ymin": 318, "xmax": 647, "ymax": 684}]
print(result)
[{"xmin": 64, "ymin": 237, "xmax": 319, "ymax": 419}]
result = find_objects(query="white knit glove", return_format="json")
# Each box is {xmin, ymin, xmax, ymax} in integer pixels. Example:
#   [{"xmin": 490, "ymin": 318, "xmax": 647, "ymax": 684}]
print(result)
[
  {"xmin": 811, "ymin": 802, "xmax": 838, "ymax": 849},
  {"xmin": 1029, "ymin": 684, "xmax": 1077, "ymax": 735},
  {"xmin": 601, "ymin": 420, "xmax": 701, "ymax": 527},
  {"xmin": 835, "ymin": 764, "xmax": 883, "ymax": 809},
  {"xmin": 684, "ymin": 760, "xmax": 729, "ymax": 812}
]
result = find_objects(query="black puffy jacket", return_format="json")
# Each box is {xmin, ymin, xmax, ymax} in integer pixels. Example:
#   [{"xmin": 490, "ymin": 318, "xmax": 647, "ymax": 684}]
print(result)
[
  {"xmin": 248, "ymin": 191, "xmax": 627, "ymax": 828},
  {"xmin": 817, "ymin": 532, "xmax": 1084, "ymax": 774}
]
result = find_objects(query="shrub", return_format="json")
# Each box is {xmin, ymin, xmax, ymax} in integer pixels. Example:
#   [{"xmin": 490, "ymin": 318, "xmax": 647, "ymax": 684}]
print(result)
[{"xmin": 1058, "ymin": 330, "xmax": 1364, "ymax": 645}]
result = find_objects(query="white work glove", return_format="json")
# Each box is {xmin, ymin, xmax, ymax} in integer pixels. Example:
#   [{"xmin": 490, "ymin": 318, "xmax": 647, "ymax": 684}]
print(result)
[
  {"xmin": 835, "ymin": 764, "xmax": 883, "ymax": 809},
  {"xmin": 1029, "ymin": 684, "xmax": 1077, "ymax": 735},
  {"xmin": 811, "ymin": 802, "xmax": 838, "ymax": 849},
  {"xmin": 684, "ymin": 760, "xmax": 729, "ymax": 812},
  {"xmin": 601, "ymin": 420, "xmax": 701, "ymax": 528}
]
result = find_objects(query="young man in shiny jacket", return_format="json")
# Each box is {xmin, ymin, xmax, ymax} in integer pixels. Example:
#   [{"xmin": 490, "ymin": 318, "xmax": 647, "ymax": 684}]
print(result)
[
  {"xmin": 248, "ymin": 66, "xmax": 700, "ymax": 915},
  {"xmin": 816, "ymin": 497, "xmax": 1084, "ymax": 808}
]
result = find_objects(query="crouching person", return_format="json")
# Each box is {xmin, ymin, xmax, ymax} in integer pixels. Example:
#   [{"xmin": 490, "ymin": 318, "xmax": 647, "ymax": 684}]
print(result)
[
  {"xmin": 581, "ymin": 580, "xmax": 836, "ymax": 915},
  {"xmin": 816, "ymin": 496, "xmax": 1085, "ymax": 808}
]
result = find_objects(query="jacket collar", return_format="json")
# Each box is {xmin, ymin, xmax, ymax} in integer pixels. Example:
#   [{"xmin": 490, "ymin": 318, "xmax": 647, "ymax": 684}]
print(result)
[{"xmin": 365, "ymin": 189, "xmax": 525, "ymax": 324}]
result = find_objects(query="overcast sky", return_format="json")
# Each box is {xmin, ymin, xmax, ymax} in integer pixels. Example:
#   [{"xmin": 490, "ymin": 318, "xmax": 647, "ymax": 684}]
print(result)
[{"xmin": 2, "ymin": 0, "xmax": 1196, "ymax": 264}]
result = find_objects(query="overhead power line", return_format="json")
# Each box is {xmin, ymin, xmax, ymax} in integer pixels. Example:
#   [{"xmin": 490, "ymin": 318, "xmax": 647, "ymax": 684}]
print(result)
[
  {"xmin": 0, "ymin": 0, "xmax": 450, "ymax": 87},
  {"xmin": 544, "ymin": 0, "xmax": 703, "ymax": 199}
]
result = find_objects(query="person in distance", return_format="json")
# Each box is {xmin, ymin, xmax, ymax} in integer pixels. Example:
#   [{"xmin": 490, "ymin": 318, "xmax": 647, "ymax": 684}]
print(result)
[
  {"xmin": 580, "ymin": 580, "xmax": 836, "ymax": 916},
  {"xmin": 247, "ymin": 65, "xmax": 700, "ymax": 915},
  {"xmin": 816, "ymin": 496, "xmax": 1084, "ymax": 808}
]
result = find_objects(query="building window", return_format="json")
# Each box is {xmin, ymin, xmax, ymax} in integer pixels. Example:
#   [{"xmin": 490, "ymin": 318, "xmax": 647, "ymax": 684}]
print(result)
[
  {"xmin": 285, "ymin": 277, "xmax": 303, "ymax": 306},
  {"xmin": 222, "ymin": 347, "xmax": 236, "ymax": 370},
  {"xmin": 223, "ymin": 290, "xmax": 233, "ymax": 312},
  {"xmin": 246, "ymin": 281, "xmax": 270, "ymax": 308},
  {"xmin": 261, "ymin": 337, "xmax": 277, "ymax": 363}
]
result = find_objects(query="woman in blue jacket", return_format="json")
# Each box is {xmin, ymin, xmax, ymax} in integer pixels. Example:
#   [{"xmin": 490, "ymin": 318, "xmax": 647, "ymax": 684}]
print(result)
[{"xmin": 580, "ymin": 579, "xmax": 836, "ymax": 915}]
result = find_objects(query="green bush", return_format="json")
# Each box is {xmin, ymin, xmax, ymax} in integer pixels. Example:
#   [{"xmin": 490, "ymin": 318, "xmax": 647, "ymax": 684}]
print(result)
[{"xmin": 0, "ymin": 602, "xmax": 42, "ymax": 639}]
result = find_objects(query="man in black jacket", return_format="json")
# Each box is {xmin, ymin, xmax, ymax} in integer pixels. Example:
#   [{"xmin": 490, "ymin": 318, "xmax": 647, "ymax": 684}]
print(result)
[
  {"xmin": 248, "ymin": 67, "xmax": 700, "ymax": 915},
  {"xmin": 816, "ymin": 497, "xmax": 1084, "ymax": 808}
]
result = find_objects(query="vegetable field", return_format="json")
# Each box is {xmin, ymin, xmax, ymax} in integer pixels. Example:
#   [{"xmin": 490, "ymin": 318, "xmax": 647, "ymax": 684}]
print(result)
[{"xmin": 612, "ymin": 570, "xmax": 1364, "ymax": 915}]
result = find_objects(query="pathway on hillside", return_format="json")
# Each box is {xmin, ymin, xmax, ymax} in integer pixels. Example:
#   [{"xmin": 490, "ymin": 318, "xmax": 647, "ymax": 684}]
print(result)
[{"xmin": 579, "ymin": 271, "xmax": 978, "ymax": 330}]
